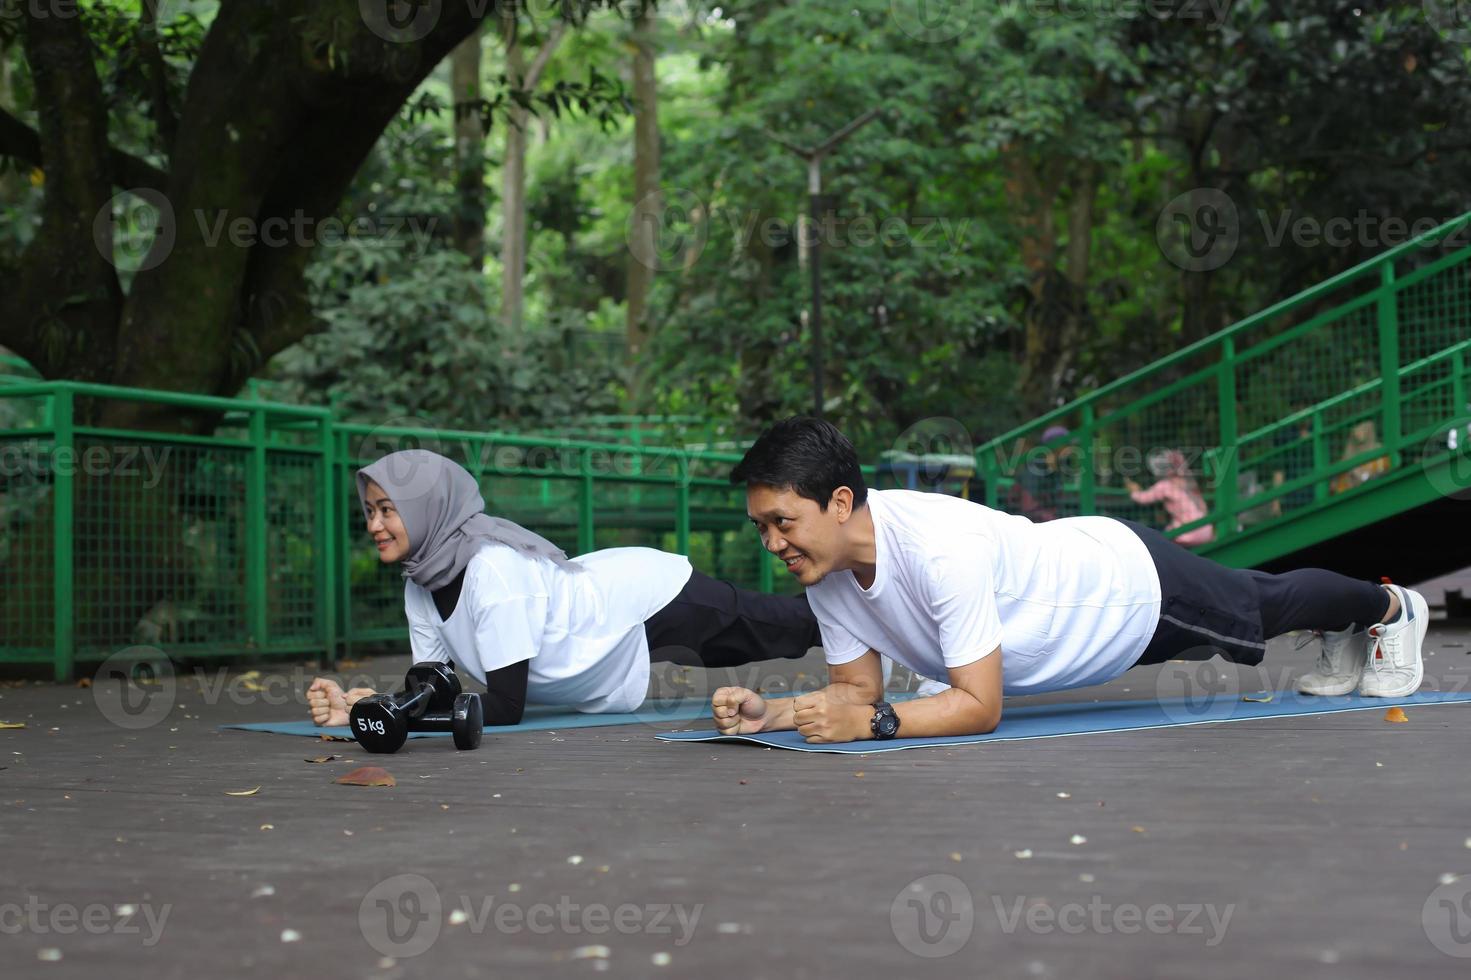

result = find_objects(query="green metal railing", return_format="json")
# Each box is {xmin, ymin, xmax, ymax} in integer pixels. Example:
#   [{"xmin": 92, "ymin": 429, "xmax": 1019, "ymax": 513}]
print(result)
[
  {"xmin": 0, "ymin": 353, "xmax": 40, "ymax": 383},
  {"xmin": 0, "ymin": 382, "xmax": 337, "ymax": 679},
  {"xmin": 328, "ymin": 421, "xmax": 806, "ymax": 657},
  {"xmin": 7, "ymin": 211, "xmax": 1470, "ymax": 678},
  {"xmin": 0, "ymin": 384, "xmax": 803, "ymax": 678},
  {"xmin": 976, "ymin": 211, "xmax": 1471, "ymax": 560}
]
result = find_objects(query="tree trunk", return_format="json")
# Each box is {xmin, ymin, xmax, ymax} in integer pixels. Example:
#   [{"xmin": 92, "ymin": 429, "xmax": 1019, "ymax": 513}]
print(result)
[
  {"xmin": 1007, "ymin": 150, "xmax": 1098, "ymax": 414},
  {"xmin": 0, "ymin": 0, "xmax": 496, "ymax": 434},
  {"xmin": 499, "ymin": 20, "xmax": 566, "ymax": 334},
  {"xmin": 625, "ymin": 4, "xmax": 661, "ymax": 407},
  {"xmin": 0, "ymin": 2, "xmax": 621, "ymax": 658},
  {"xmin": 1004, "ymin": 148, "xmax": 1060, "ymax": 415},
  {"xmin": 1064, "ymin": 161, "xmax": 1096, "ymax": 290},
  {"xmin": 451, "ymin": 25, "xmax": 486, "ymax": 270}
]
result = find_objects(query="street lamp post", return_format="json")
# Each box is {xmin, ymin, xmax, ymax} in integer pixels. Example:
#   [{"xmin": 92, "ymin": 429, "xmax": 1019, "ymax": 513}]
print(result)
[{"xmin": 767, "ymin": 109, "xmax": 880, "ymax": 418}]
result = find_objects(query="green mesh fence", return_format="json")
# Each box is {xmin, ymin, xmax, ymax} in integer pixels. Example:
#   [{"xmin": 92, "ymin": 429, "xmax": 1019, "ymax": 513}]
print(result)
[
  {"xmin": 977, "ymin": 211, "xmax": 1471, "ymax": 557},
  {"xmin": 8, "ymin": 212, "xmax": 1470, "ymax": 680},
  {"xmin": 0, "ymin": 384, "xmax": 336, "ymax": 678},
  {"xmin": 328, "ymin": 424, "xmax": 792, "ymax": 656}
]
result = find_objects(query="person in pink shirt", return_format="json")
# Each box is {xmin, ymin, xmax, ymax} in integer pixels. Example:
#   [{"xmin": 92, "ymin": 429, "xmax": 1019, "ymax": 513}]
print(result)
[{"xmin": 1125, "ymin": 449, "xmax": 1215, "ymax": 547}]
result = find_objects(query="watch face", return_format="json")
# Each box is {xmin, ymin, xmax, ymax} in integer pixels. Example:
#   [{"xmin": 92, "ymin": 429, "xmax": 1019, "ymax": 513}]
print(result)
[{"xmin": 879, "ymin": 715, "xmax": 900, "ymax": 736}]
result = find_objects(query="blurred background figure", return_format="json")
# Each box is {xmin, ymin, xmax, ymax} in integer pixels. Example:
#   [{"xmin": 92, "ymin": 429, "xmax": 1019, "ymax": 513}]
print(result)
[
  {"xmin": 1013, "ymin": 424, "xmax": 1069, "ymax": 522},
  {"xmin": 1126, "ymin": 449, "xmax": 1214, "ymax": 547},
  {"xmin": 1330, "ymin": 420, "xmax": 1391, "ymax": 494}
]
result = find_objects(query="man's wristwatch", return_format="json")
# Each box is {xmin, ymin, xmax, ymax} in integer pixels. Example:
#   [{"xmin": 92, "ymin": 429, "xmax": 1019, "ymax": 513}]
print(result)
[{"xmin": 870, "ymin": 701, "xmax": 901, "ymax": 740}]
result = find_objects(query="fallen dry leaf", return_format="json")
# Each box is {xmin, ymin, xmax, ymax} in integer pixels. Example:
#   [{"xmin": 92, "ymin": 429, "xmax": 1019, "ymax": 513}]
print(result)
[
  {"xmin": 854, "ymin": 771, "xmax": 866, "ymax": 778},
  {"xmin": 74, "ymin": 678, "xmax": 92, "ymax": 689},
  {"xmin": 336, "ymin": 766, "xmax": 396, "ymax": 787},
  {"xmin": 317, "ymin": 734, "xmax": 353, "ymax": 742},
  {"xmin": 1385, "ymin": 707, "xmax": 1409, "ymax": 724},
  {"xmin": 0, "ymin": 722, "xmax": 26, "ymax": 730},
  {"xmin": 304, "ymin": 756, "xmax": 340, "ymax": 764},
  {"xmin": 224, "ymin": 787, "xmax": 261, "ymax": 797}
]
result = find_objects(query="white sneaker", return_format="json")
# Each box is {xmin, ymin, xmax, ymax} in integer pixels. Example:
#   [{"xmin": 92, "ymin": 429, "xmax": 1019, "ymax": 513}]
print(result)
[
  {"xmin": 1295, "ymin": 626, "xmax": 1368, "ymax": 696},
  {"xmin": 1359, "ymin": 585, "xmax": 1427, "ymax": 697}
]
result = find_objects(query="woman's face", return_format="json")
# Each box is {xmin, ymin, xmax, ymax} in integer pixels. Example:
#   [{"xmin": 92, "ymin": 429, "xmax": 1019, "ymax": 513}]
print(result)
[{"xmin": 362, "ymin": 479, "xmax": 411, "ymax": 563}]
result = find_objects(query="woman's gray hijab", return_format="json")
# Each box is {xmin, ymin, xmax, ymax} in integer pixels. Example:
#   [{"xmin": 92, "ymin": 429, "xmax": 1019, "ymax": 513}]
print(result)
[{"xmin": 356, "ymin": 450, "xmax": 579, "ymax": 591}]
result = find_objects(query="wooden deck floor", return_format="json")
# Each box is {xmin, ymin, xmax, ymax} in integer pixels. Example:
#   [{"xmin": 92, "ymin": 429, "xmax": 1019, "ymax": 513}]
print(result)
[{"xmin": 3, "ymin": 619, "xmax": 1470, "ymax": 979}]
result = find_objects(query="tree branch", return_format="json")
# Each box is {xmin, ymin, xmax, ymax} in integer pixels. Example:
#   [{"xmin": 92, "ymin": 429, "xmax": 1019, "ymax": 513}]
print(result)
[
  {"xmin": 0, "ymin": 104, "xmax": 169, "ymax": 192},
  {"xmin": 524, "ymin": 22, "xmax": 567, "ymax": 92},
  {"xmin": 137, "ymin": 0, "xmax": 179, "ymax": 156},
  {"xmin": 0, "ymin": 5, "xmax": 123, "ymax": 380}
]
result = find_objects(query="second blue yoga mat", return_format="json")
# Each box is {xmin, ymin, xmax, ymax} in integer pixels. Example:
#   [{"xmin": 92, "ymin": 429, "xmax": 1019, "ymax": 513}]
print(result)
[{"xmin": 655, "ymin": 689, "xmax": 1471, "ymax": 753}]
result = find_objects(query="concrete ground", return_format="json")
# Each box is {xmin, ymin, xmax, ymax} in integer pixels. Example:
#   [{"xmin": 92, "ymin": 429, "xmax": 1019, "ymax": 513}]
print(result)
[{"xmin": 3, "ymin": 621, "xmax": 1471, "ymax": 979}]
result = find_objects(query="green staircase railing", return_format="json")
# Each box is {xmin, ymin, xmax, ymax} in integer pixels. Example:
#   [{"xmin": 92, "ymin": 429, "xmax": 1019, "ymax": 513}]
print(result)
[
  {"xmin": 976, "ymin": 210, "xmax": 1471, "ymax": 564},
  {"xmin": 7, "ymin": 211, "xmax": 1470, "ymax": 678}
]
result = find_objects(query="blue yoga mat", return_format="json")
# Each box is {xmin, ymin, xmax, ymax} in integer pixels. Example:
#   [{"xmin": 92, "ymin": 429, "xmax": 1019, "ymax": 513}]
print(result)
[
  {"xmin": 222, "ymin": 698, "xmax": 712, "ymax": 739},
  {"xmin": 655, "ymin": 689, "xmax": 1471, "ymax": 754}
]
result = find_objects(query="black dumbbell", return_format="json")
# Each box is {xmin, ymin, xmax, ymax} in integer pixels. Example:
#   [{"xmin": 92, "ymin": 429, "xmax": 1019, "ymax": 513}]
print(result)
[
  {"xmin": 412, "ymin": 694, "xmax": 484, "ymax": 750},
  {"xmin": 349, "ymin": 663, "xmax": 483, "ymax": 753}
]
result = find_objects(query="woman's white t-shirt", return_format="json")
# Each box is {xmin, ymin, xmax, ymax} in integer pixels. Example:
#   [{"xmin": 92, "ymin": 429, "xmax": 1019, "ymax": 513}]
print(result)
[
  {"xmin": 403, "ymin": 544, "xmax": 693, "ymax": 713},
  {"xmin": 806, "ymin": 490, "xmax": 1162, "ymax": 695}
]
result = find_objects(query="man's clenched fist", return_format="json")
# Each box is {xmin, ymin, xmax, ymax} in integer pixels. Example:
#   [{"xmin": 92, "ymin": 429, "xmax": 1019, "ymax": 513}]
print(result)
[
  {"xmin": 793, "ymin": 688, "xmax": 870, "ymax": 743},
  {"xmin": 711, "ymin": 686, "xmax": 768, "ymax": 735}
]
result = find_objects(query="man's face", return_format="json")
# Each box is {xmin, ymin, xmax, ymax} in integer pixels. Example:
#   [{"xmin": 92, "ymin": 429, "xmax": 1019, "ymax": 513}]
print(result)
[{"xmin": 745, "ymin": 484, "xmax": 848, "ymax": 587}]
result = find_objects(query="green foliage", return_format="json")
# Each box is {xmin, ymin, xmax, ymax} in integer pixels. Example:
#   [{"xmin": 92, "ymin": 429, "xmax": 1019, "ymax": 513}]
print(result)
[
  {"xmin": 265, "ymin": 240, "xmax": 623, "ymax": 429},
  {"xmin": 5, "ymin": 0, "xmax": 1470, "ymax": 456}
]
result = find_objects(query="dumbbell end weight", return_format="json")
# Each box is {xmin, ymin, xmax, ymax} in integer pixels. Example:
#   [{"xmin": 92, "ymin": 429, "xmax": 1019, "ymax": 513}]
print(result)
[
  {"xmin": 349, "ymin": 695, "xmax": 409, "ymax": 754},
  {"xmin": 453, "ymin": 693, "xmax": 484, "ymax": 750}
]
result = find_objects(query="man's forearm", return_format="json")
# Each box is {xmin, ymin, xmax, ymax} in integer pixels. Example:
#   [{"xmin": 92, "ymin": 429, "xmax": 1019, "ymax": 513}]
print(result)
[
  {"xmin": 758, "ymin": 681, "xmax": 876, "ymax": 732},
  {"xmin": 891, "ymin": 687, "xmax": 999, "ymax": 737}
]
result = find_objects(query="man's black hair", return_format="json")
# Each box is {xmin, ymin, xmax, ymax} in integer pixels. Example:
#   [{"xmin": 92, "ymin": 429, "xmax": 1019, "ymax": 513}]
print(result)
[{"xmin": 730, "ymin": 416, "xmax": 868, "ymax": 511}]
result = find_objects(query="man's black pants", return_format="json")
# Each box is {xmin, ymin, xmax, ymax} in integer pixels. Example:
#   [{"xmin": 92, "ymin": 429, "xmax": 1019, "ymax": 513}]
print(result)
[{"xmin": 1122, "ymin": 519, "xmax": 1391, "ymax": 667}]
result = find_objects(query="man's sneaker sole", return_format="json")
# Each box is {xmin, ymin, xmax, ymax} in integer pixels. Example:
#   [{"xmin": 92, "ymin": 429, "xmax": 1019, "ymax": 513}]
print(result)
[{"xmin": 1296, "ymin": 674, "xmax": 1361, "ymax": 697}]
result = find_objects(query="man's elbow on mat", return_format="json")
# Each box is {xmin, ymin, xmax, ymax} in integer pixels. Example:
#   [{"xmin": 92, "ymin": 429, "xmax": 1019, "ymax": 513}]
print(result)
[{"xmin": 947, "ymin": 648, "xmax": 1003, "ymax": 734}]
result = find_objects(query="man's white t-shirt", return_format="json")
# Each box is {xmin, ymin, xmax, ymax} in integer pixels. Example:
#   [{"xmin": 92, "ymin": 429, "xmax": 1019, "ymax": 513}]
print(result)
[
  {"xmin": 806, "ymin": 490, "xmax": 1162, "ymax": 695},
  {"xmin": 403, "ymin": 544, "xmax": 692, "ymax": 713}
]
